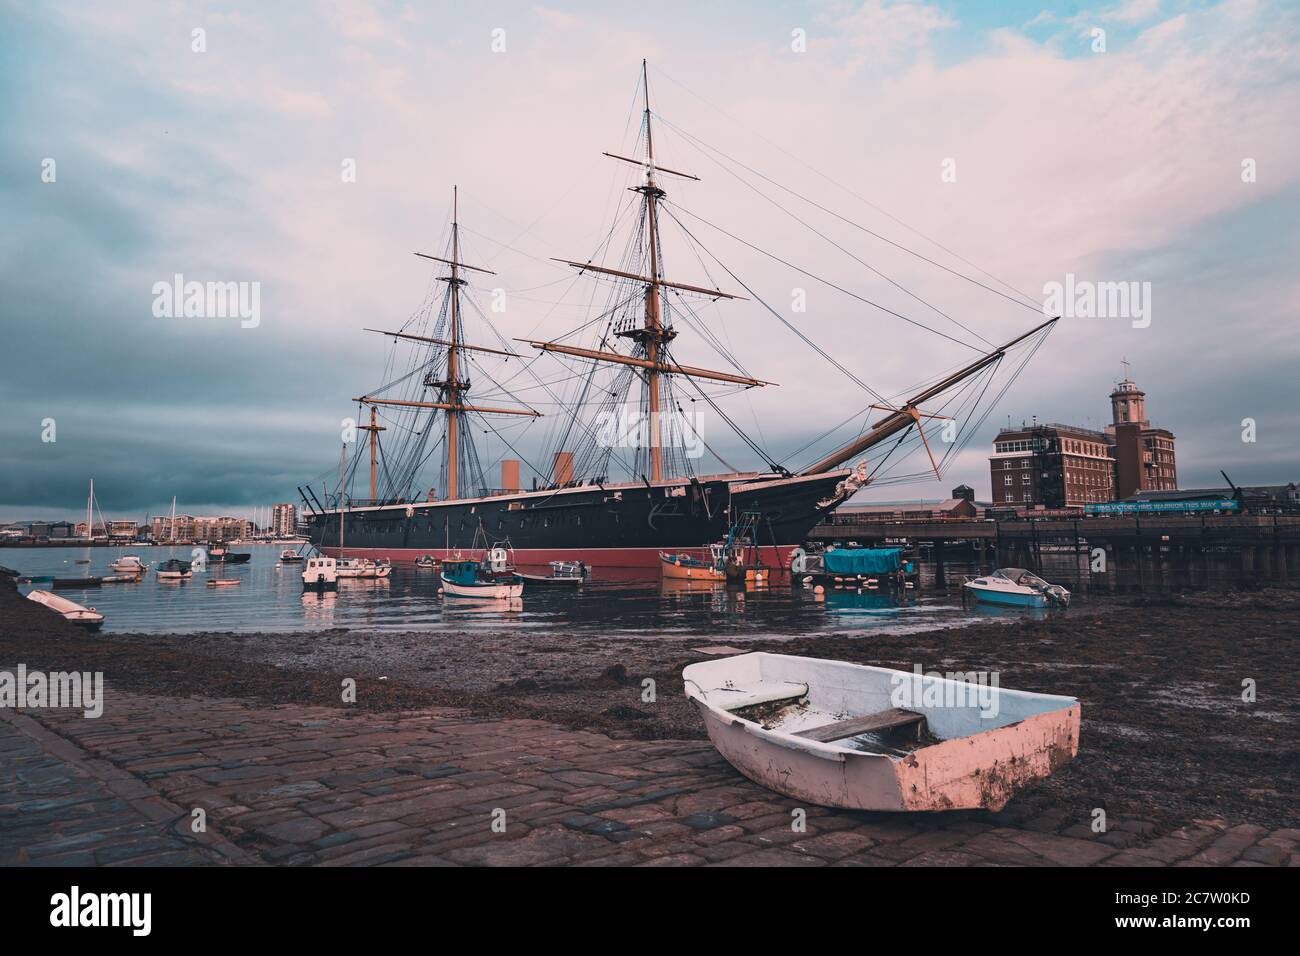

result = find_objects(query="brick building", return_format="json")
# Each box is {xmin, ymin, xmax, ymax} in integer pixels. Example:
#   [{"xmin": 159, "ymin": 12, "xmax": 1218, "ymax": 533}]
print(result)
[
  {"xmin": 989, "ymin": 423, "xmax": 1116, "ymax": 508},
  {"xmin": 1105, "ymin": 378, "xmax": 1177, "ymax": 497},
  {"xmin": 989, "ymin": 373, "xmax": 1176, "ymax": 509}
]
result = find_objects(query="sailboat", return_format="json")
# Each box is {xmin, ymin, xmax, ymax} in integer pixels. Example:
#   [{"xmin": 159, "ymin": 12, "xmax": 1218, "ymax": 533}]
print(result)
[{"xmin": 302, "ymin": 63, "xmax": 1056, "ymax": 568}]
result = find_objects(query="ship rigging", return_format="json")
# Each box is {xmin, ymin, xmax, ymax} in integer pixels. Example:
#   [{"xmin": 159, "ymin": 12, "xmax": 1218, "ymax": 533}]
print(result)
[{"xmin": 301, "ymin": 62, "xmax": 1057, "ymax": 568}]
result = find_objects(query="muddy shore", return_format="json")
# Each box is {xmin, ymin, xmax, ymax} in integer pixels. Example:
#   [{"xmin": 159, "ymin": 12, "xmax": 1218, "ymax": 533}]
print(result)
[{"xmin": 2, "ymin": 578, "xmax": 1296, "ymax": 835}]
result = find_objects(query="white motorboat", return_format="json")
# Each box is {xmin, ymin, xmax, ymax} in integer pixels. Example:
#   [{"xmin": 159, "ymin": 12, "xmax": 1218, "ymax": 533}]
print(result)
[
  {"xmin": 683, "ymin": 652, "xmax": 1079, "ymax": 812},
  {"xmin": 280, "ymin": 548, "xmax": 305, "ymax": 563},
  {"xmin": 963, "ymin": 568, "xmax": 1071, "ymax": 608},
  {"xmin": 516, "ymin": 560, "xmax": 587, "ymax": 588},
  {"xmin": 336, "ymin": 557, "xmax": 392, "ymax": 580},
  {"xmin": 110, "ymin": 555, "xmax": 147, "ymax": 574},
  {"xmin": 302, "ymin": 556, "xmax": 338, "ymax": 592},
  {"xmin": 26, "ymin": 589, "xmax": 105, "ymax": 631}
]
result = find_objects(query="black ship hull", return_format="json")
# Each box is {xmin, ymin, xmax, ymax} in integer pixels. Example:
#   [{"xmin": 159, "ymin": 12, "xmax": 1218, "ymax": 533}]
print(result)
[{"xmin": 307, "ymin": 470, "xmax": 850, "ymax": 569}]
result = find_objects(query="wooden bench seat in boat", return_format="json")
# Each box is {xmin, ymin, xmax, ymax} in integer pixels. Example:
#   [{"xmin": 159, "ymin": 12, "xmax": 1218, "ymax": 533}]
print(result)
[
  {"xmin": 792, "ymin": 708, "xmax": 926, "ymax": 743},
  {"xmin": 714, "ymin": 682, "xmax": 809, "ymax": 712}
]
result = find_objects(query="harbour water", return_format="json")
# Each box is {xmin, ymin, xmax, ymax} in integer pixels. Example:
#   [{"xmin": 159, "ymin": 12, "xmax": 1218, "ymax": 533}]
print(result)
[{"xmin": 1, "ymin": 544, "xmax": 1090, "ymax": 636}]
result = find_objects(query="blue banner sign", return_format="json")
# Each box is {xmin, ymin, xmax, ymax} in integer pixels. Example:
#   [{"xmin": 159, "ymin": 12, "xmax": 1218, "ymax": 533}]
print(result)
[{"xmin": 1084, "ymin": 499, "xmax": 1240, "ymax": 515}]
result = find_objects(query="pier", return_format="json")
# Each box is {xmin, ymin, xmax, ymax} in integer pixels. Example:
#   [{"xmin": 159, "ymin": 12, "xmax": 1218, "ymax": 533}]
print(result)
[{"xmin": 811, "ymin": 513, "xmax": 1300, "ymax": 588}]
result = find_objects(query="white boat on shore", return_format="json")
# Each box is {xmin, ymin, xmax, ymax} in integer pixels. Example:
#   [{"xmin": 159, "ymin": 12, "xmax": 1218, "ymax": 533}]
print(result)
[
  {"xmin": 26, "ymin": 589, "xmax": 105, "ymax": 631},
  {"xmin": 683, "ymin": 652, "xmax": 1079, "ymax": 812}
]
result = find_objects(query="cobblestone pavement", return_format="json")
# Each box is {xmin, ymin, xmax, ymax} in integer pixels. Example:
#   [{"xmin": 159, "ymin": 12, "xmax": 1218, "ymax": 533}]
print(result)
[{"xmin": 1, "ymin": 691, "xmax": 1295, "ymax": 867}]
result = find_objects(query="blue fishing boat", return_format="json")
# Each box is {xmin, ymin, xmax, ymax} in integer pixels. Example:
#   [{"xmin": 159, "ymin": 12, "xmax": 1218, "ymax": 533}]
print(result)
[{"xmin": 440, "ymin": 548, "xmax": 523, "ymax": 599}]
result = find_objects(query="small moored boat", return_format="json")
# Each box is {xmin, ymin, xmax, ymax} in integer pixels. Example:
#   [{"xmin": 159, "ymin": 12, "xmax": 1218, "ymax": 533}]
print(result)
[
  {"xmin": 517, "ymin": 560, "xmax": 587, "ymax": 588},
  {"xmin": 302, "ymin": 556, "xmax": 338, "ymax": 592},
  {"xmin": 110, "ymin": 555, "xmax": 147, "ymax": 574},
  {"xmin": 414, "ymin": 554, "xmax": 440, "ymax": 570},
  {"xmin": 790, "ymin": 546, "xmax": 918, "ymax": 591},
  {"xmin": 280, "ymin": 548, "xmax": 305, "ymax": 563},
  {"xmin": 207, "ymin": 578, "xmax": 242, "ymax": 587},
  {"xmin": 336, "ymin": 557, "xmax": 392, "ymax": 580},
  {"xmin": 684, "ymin": 652, "xmax": 1079, "ymax": 812},
  {"xmin": 26, "ymin": 589, "xmax": 105, "ymax": 631},
  {"xmin": 963, "ymin": 568, "xmax": 1070, "ymax": 608},
  {"xmin": 156, "ymin": 559, "xmax": 193, "ymax": 580},
  {"xmin": 441, "ymin": 549, "xmax": 523, "ymax": 599},
  {"xmin": 207, "ymin": 544, "xmax": 251, "ymax": 564},
  {"xmin": 52, "ymin": 576, "xmax": 102, "ymax": 588}
]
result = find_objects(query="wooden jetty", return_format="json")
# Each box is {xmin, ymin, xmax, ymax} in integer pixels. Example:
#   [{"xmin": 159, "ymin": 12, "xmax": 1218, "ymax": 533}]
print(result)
[{"xmin": 810, "ymin": 513, "xmax": 1300, "ymax": 588}]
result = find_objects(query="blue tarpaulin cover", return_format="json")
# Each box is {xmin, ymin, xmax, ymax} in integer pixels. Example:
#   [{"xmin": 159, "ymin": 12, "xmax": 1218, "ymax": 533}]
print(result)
[{"xmin": 822, "ymin": 547, "xmax": 902, "ymax": 574}]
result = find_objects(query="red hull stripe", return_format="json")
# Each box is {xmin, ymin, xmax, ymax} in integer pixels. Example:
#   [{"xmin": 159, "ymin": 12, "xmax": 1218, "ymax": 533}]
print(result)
[{"xmin": 318, "ymin": 544, "xmax": 800, "ymax": 569}]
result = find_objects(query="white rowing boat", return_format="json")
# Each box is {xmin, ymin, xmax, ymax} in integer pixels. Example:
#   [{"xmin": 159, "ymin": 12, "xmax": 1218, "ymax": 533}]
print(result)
[
  {"xmin": 26, "ymin": 589, "xmax": 105, "ymax": 631},
  {"xmin": 683, "ymin": 652, "xmax": 1079, "ymax": 812}
]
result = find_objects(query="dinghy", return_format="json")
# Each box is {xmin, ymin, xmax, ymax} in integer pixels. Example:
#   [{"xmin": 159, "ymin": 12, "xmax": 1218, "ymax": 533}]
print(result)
[
  {"xmin": 207, "ymin": 578, "xmax": 242, "ymax": 587},
  {"xmin": 26, "ymin": 589, "xmax": 105, "ymax": 631},
  {"xmin": 963, "ymin": 568, "xmax": 1070, "ymax": 608},
  {"xmin": 517, "ymin": 560, "xmax": 587, "ymax": 588},
  {"xmin": 279, "ymin": 548, "xmax": 305, "ymax": 563},
  {"xmin": 413, "ymin": 554, "xmax": 440, "ymax": 570},
  {"xmin": 683, "ymin": 652, "xmax": 1079, "ymax": 812}
]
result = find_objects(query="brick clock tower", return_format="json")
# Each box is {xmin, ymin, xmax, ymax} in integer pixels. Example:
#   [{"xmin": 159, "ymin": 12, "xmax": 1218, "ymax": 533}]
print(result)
[{"xmin": 1107, "ymin": 374, "xmax": 1177, "ymax": 498}]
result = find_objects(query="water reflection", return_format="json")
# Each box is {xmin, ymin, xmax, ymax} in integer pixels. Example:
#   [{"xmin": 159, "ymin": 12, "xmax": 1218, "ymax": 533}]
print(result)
[{"xmin": 6, "ymin": 544, "xmax": 1100, "ymax": 636}]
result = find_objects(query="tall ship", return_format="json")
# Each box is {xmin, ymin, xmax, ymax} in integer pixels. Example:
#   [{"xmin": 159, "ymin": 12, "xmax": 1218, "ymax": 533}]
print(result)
[{"xmin": 304, "ymin": 63, "xmax": 1055, "ymax": 568}]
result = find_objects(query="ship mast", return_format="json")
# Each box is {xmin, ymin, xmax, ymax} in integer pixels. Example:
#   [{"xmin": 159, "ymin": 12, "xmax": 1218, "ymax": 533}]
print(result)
[
  {"xmin": 353, "ymin": 188, "xmax": 541, "ymax": 502},
  {"xmin": 640, "ymin": 60, "xmax": 666, "ymax": 482},
  {"xmin": 357, "ymin": 405, "xmax": 386, "ymax": 502},
  {"xmin": 446, "ymin": 186, "xmax": 464, "ymax": 499},
  {"xmin": 531, "ymin": 61, "xmax": 753, "ymax": 485}
]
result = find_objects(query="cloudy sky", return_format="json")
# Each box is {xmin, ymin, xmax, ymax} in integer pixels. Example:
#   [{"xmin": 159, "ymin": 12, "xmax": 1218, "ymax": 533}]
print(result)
[{"xmin": 3, "ymin": 0, "xmax": 1297, "ymax": 522}]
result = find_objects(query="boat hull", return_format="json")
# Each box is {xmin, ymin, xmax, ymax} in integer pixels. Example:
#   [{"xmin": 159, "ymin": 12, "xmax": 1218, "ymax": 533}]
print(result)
[
  {"xmin": 684, "ymin": 653, "xmax": 1079, "ymax": 812},
  {"xmin": 441, "ymin": 577, "xmax": 523, "ymax": 599},
  {"xmin": 307, "ymin": 471, "xmax": 849, "ymax": 568},
  {"xmin": 963, "ymin": 584, "xmax": 1049, "ymax": 608}
]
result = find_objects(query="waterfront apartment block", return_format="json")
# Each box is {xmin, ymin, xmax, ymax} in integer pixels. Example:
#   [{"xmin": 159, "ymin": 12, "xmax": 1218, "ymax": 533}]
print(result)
[
  {"xmin": 149, "ymin": 514, "xmax": 252, "ymax": 543},
  {"xmin": 271, "ymin": 503, "xmax": 297, "ymax": 537}
]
